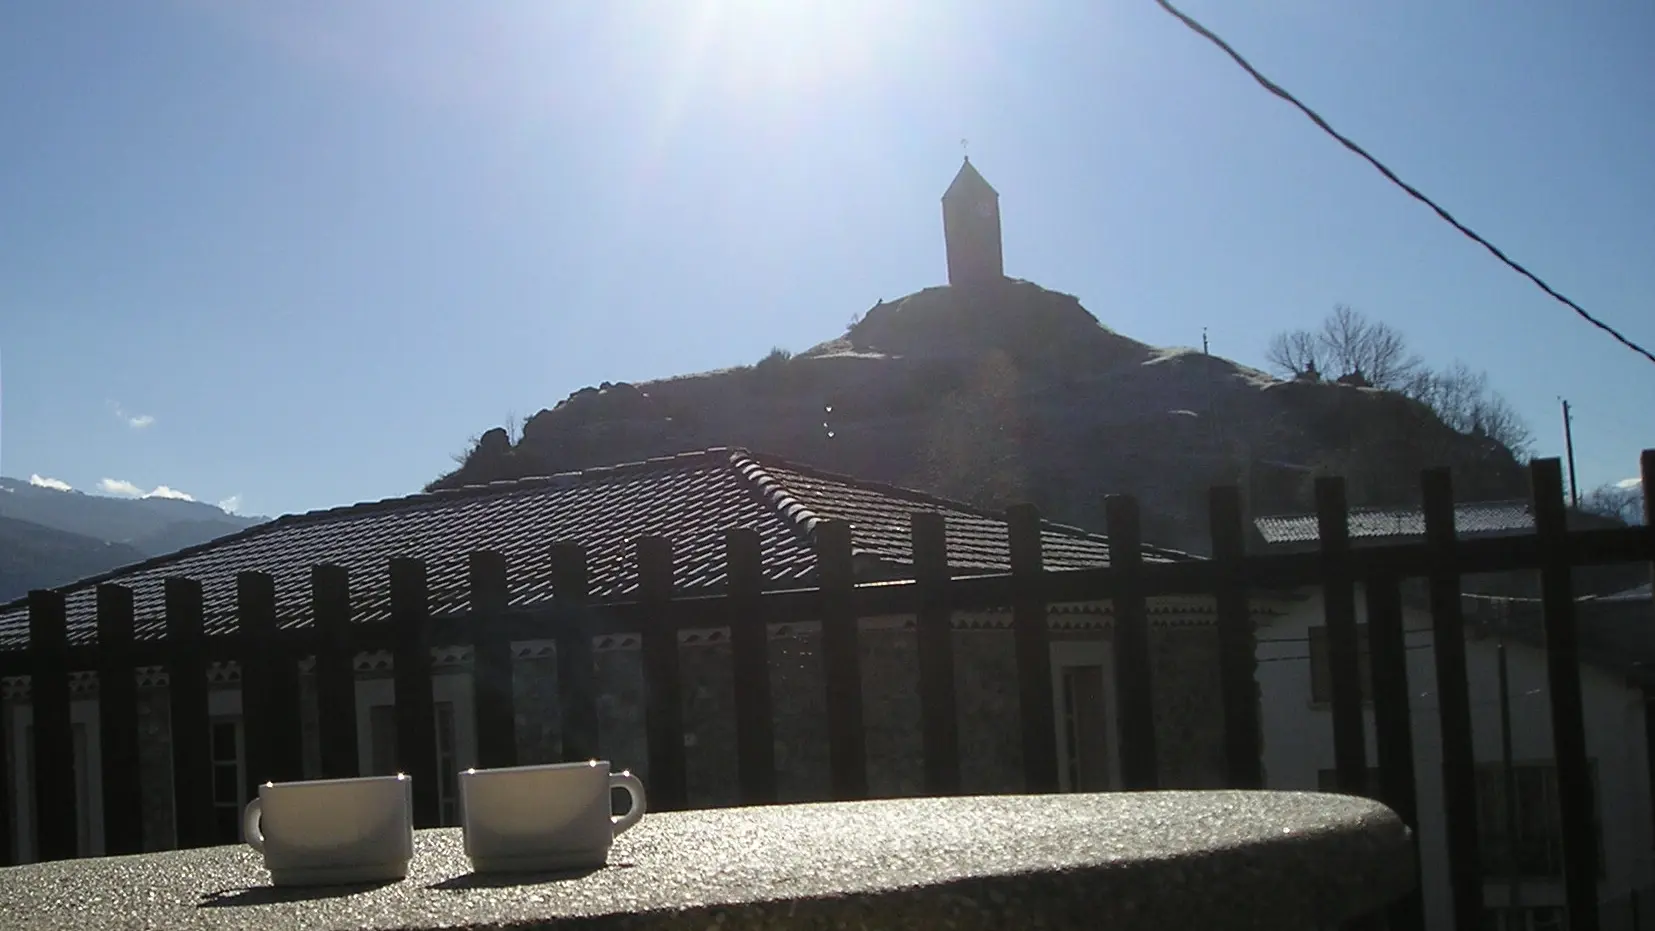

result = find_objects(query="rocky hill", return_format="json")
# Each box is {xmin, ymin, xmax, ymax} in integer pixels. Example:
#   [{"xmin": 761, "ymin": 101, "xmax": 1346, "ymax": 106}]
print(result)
[{"xmin": 430, "ymin": 279, "xmax": 1527, "ymax": 552}]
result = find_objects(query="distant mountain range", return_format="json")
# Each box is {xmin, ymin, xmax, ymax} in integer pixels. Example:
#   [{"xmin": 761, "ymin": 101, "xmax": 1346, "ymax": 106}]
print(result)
[{"xmin": 0, "ymin": 478, "xmax": 266, "ymax": 603}]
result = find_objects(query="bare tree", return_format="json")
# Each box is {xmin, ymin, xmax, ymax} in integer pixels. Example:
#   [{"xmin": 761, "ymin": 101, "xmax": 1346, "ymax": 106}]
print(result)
[
  {"xmin": 1265, "ymin": 329, "xmax": 1324, "ymax": 380},
  {"xmin": 1399, "ymin": 361, "xmax": 1534, "ymax": 459},
  {"xmin": 1581, "ymin": 481, "xmax": 1645, "ymax": 525},
  {"xmin": 1265, "ymin": 307, "xmax": 1533, "ymax": 460},
  {"xmin": 1316, "ymin": 304, "xmax": 1420, "ymax": 389}
]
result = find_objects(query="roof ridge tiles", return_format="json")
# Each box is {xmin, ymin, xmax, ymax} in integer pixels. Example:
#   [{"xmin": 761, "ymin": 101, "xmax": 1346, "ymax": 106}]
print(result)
[{"xmin": 726, "ymin": 449, "xmax": 825, "ymax": 539}]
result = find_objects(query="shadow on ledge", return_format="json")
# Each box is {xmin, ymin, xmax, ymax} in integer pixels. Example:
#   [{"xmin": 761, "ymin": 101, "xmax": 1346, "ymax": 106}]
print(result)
[
  {"xmin": 427, "ymin": 862, "xmax": 634, "ymax": 891},
  {"xmin": 199, "ymin": 879, "xmax": 401, "ymax": 907}
]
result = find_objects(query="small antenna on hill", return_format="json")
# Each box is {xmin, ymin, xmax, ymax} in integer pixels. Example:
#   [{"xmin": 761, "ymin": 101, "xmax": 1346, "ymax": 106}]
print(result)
[{"xmin": 1202, "ymin": 328, "xmax": 1210, "ymax": 355}]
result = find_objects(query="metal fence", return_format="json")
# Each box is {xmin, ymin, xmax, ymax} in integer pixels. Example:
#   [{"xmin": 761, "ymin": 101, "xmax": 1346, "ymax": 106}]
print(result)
[{"xmin": 3, "ymin": 453, "xmax": 1652, "ymax": 931}]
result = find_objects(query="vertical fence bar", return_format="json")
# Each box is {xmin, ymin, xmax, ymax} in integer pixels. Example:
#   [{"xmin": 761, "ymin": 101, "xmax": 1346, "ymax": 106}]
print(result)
[
  {"xmin": 817, "ymin": 519, "xmax": 868, "ymax": 800},
  {"xmin": 1314, "ymin": 477, "xmax": 1369, "ymax": 796},
  {"xmin": 1208, "ymin": 486, "xmax": 1261, "ymax": 789},
  {"xmin": 469, "ymin": 551, "xmax": 516, "ymax": 771},
  {"xmin": 1107, "ymin": 495, "xmax": 1158, "ymax": 791},
  {"xmin": 912, "ymin": 512, "xmax": 961, "ymax": 796},
  {"xmin": 311, "ymin": 565, "xmax": 359, "ymax": 779},
  {"xmin": 638, "ymin": 536, "xmax": 688, "ymax": 810},
  {"xmin": 96, "ymin": 584, "xmax": 143, "ymax": 856},
  {"xmin": 389, "ymin": 557, "xmax": 440, "ymax": 829},
  {"xmin": 165, "ymin": 578, "xmax": 213, "ymax": 849},
  {"xmin": 1365, "ymin": 573, "xmax": 1425, "ymax": 931},
  {"xmin": 1642, "ymin": 450, "xmax": 1655, "ymax": 868},
  {"xmin": 550, "ymin": 544, "xmax": 599, "ymax": 763},
  {"xmin": 725, "ymin": 529, "xmax": 776, "ymax": 805},
  {"xmin": 1365, "ymin": 574, "xmax": 1419, "ymax": 825},
  {"xmin": 1532, "ymin": 458, "xmax": 1601, "ymax": 931},
  {"xmin": 1008, "ymin": 503, "xmax": 1058, "ymax": 793},
  {"xmin": 240, "ymin": 571, "xmax": 302, "ymax": 793},
  {"xmin": 28, "ymin": 590, "xmax": 76, "ymax": 861},
  {"xmin": 1421, "ymin": 468, "xmax": 1484, "ymax": 931}
]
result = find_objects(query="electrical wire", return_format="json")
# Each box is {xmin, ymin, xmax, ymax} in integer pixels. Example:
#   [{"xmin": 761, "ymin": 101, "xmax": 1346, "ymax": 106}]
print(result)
[{"xmin": 1151, "ymin": 0, "xmax": 1655, "ymax": 368}]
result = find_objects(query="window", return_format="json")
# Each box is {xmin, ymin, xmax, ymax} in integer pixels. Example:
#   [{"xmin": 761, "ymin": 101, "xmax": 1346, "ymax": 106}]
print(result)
[
  {"xmin": 209, "ymin": 718, "xmax": 245, "ymax": 844},
  {"xmin": 1316, "ymin": 765, "xmax": 1383, "ymax": 799},
  {"xmin": 368, "ymin": 702, "xmax": 460, "ymax": 826},
  {"xmin": 1060, "ymin": 665, "xmax": 1110, "ymax": 792},
  {"xmin": 1307, "ymin": 624, "xmax": 1372, "ymax": 705},
  {"xmin": 1476, "ymin": 761, "xmax": 1604, "ymax": 880},
  {"xmin": 1483, "ymin": 905, "xmax": 1565, "ymax": 931}
]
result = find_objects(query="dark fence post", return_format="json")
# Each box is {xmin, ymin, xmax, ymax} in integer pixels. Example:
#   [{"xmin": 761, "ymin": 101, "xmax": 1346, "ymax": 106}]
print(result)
[
  {"xmin": 1421, "ymin": 468, "xmax": 1485, "ymax": 931},
  {"xmin": 1533, "ymin": 458, "xmax": 1601, "ymax": 931},
  {"xmin": 1008, "ymin": 503, "xmax": 1058, "ymax": 793},
  {"xmin": 1314, "ymin": 477, "xmax": 1368, "ymax": 796},
  {"xmin": 1209, "ymin": 486, "xmax": 1261, "ymax": 789},
  {"xmin": 1107, "ymin": 495, "xmax": 1158, "ymax": 791},
  {"xmin": 469, "ymin": 551, "xmax": 516, "ymax": 771},
  {"xmin": 28, "ymin": 589, "xmax": 76, "ymax": 861},
  {"xmin": 311, "ymin": 565, "xmax": 359, "ymax": 779},
  {"xmin": 1365, "ymin": 573, "xmax": 1425, "ymax": 931},
  {"xmin": 165, "ymin": 577, "xmax": 213, "ymax": 849},
  {"xmin": 389, "ymin": 557, "xmax": 440, "ymax": 829},
  {"xmin": 913, "ymin": 512, "xmax": 961, "ymax": 796},
  {"xmin": 1642, "ymin": 450, "xmax": 1655, "ymax": 871},
  {"xmin": 726, "ymin": 529, "xmax": 776, "ymax": 805},
  {"xmin": 240, "ymin": 571, "xmax": 302, "ymax": 794},
  {"xmin": 638, "ymin": 537, "xmax": 688, "ymax": 810},
  {"xmin": 96, "ymin": 584, "xmax": 143, "ymax": 856},
  {"xmin": 550, "ymin": 544, "xmax": 599, "ymax": 763},
  {"xmin": 817, "ymin": 519, "xmax": 868, "ymax": 800}
]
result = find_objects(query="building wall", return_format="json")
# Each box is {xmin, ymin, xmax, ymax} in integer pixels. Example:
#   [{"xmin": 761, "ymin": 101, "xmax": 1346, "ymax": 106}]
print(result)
[{"xmin": 1257, "ymin": 587, "xmax": 1655, "ymax": 931}]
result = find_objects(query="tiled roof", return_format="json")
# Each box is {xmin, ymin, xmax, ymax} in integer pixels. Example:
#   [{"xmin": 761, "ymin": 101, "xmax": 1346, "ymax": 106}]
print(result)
[
  {"xmin": 1253, "ymin": 500, "xmax": 1534, "ymax": 547},
  {"xmin": 0, "ymin": 449, "xmax": 1194, "ymax": 647}
]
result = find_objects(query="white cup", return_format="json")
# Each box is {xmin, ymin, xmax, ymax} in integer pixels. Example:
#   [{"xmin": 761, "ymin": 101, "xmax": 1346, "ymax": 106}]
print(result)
[
  {"xmin": 460, "ymin": 760, "xmax": 646, "ymax": 873},
  {"xmin": 242, "ymin": 774, "xmax": 415, "ymax": 886}
]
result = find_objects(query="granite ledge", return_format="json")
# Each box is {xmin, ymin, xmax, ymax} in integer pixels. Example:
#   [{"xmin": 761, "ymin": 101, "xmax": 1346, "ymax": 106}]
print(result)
[{"xmin": 0, "ymin": 790, "xmax": 1415, "ymax": 931}]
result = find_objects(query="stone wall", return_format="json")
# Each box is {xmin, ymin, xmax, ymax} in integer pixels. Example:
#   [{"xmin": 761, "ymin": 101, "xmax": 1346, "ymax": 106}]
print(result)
[{"xmin": 1148, "ymin": 625, "xmax": 1229, "ymax": 788}]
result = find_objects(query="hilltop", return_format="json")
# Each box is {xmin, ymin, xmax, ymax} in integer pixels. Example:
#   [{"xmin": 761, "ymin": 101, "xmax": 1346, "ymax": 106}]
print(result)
[{"xmin": 431, "ymin": 279, "xmax": 1526, "ymax": 552}]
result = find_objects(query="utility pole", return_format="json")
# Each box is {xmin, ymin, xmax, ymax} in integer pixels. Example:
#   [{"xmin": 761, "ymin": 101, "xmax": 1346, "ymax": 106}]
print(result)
[{"xmin": 1560, "ymin": 398, "xmax": 1580, "ymax": 509}]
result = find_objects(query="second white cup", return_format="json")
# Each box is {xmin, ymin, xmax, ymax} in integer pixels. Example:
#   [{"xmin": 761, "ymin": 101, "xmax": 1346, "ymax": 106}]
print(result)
[{"xmin": 459, "ymin": 760, "xmax": 646, "ymax": 873}]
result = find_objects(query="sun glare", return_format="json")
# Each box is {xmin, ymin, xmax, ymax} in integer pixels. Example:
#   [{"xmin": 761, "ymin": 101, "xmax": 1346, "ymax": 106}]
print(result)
[{"xmin": 695, "ymin": 0, "xmax": 904, "ymax": 99}]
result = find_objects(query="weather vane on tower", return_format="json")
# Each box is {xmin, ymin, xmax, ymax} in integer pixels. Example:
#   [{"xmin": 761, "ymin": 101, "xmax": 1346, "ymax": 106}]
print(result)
[{"xmin": 960, "ymin": 138, "xmax": 969, "ymax": 160}]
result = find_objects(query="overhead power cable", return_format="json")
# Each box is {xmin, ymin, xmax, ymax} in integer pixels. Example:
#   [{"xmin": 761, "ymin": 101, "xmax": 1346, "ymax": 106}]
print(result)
[{"xmin": 1152, "ymin": 0, "xmax": 1655, "ymax": 368}]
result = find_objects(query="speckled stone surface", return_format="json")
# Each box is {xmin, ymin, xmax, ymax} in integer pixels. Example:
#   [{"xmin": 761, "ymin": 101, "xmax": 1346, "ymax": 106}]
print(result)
[{"xmin": 0, "ymin": 791, "xmax": 1413, "ymax": 931}]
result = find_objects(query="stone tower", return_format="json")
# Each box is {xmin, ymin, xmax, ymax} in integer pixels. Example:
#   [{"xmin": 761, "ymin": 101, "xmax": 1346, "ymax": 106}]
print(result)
[{"xmin": 941, "ymin": 156, "xmax": 1004, "ymax": 288}]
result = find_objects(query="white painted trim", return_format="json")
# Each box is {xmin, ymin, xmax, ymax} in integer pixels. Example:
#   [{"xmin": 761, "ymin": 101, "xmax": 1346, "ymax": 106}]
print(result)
[
  {"xmin": 357, "ymin": 672, "xmax": 476, "ymax": 821},
  {"xmin": 1048, "ymin": 640, "xmax": 1122, "ymax": 792},
  {"xmin": 8, "ymin": 700, "xmax": 102, "ymax": 862}
]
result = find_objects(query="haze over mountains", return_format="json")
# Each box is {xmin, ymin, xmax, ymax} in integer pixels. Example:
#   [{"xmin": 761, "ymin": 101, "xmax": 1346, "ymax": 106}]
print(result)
[{"xmin": 0, "ymin": 478, "xmax": 264, "ymax": 602}]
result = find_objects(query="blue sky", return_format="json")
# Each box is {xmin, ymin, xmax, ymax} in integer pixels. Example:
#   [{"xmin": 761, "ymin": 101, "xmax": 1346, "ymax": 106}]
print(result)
[{"xmin": 1, "ymin": 1, "xmax": 1650, "ymax": 519}]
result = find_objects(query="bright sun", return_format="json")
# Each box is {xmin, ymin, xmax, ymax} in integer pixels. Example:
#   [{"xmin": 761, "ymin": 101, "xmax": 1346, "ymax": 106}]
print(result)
[{"xmin": 689, "ymin": 0, "xmax": 907, "ymax": 99}]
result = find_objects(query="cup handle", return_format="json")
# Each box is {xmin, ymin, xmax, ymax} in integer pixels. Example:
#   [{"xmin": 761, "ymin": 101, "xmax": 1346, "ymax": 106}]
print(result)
[
  {"xmin": 609, "ymin": 771, "xmax": 647, "ymax": 837},
  {"xmin": 243, "ymin": 799, "xmax": 264, "ymax": 853}
]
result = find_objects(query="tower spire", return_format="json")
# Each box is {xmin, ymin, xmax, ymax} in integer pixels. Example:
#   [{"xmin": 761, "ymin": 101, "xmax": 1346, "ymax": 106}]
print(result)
[{"xmin": 941, "ymin": 156, "xmax": 1004, "ymax": 287}]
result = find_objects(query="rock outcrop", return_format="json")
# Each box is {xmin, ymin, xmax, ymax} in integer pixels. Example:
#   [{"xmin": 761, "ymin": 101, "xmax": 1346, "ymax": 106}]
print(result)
[{"xmin": 430, "ymin": 279, "xmax": 1527, "ymax": 552}]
